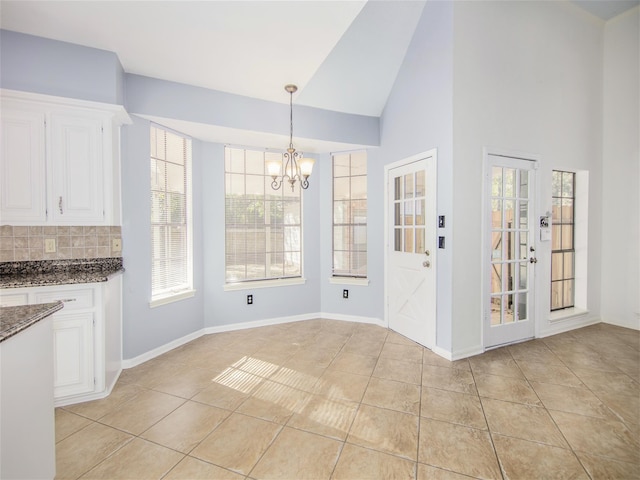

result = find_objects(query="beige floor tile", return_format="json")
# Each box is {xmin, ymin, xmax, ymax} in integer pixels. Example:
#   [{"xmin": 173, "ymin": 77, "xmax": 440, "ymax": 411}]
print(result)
[
  {"xmin": 192, "ymin": 370, "xmax": 262, "ymax": 410},
  {"xmin": 190, "ymin": 413, "xmax": 281, "ymax": 475},
  {"xmin": 55, "ymin": 408, "xmax": 92, "ymax": 443},
  {"xmin": 550, "ymin": 410, "xmax": 640, "ymax": 464},
  {"xmin": 287, "ymin": 394, "xmax": 358, "ymax": 441},
  {"xmin": 556, "ymin": 349, "xmax": 621, "ymax": 373},
  {"xmin": 597, "ymin": 390, "xmax": 640, "ymax": 426},
  {"xmin": 420, "ymin": 387, "xmax": 487, "ymax": 430},
  {"xmin": 249, "ymin": 427, "xmax": 341, "ymax": 480},
  {"xmin": 55, "ymin": 422, "xmax": 133, "ymax": 479},
  {"xmin": 373, "ymin": 356, "xmax": 423, "ymax": 385},
  {"xmin": 328, "ymin": 351, "xmax": 378, "ymax": 376},
  {"xmin": 516, "ymin": 359, "xmax": 584, "ymax": 387},
  {"xmin": 236, "ymin": 380, "xmax": 310, "ymax": 424},
  {"xmin": 164, "ymin": 456, "xmax": 245, "ymax": 480},
  {"xmin": 386, "ymin": 330, "xmax": 419, "ymax": 346},
  {"xmin": 79, "ymin": 438, "xmax": 183, "ymax": 479},
  {"xmin": 571, "ymin": 366, "xmax": 640, "ymax": 398},
  {"xmin": 63, "ymin": 383, "xmax": 145, "ymax": 420},
  {"xmin": 332, "ymin": 443, "xmax": 416, "ymax": 480},
  {"xmin": 418, "ymin": 419, "xmax": 501, "ymax": 479},
  {"xmin": 507, "ymin": 340, "xmax": 563, "ymax": 365},
  {"xmin": 481, "ymin": 397, "xmax": 568, "ymax": 447},
  {"xmin": 347, "ymin": 404, "xmax": 419, "ymax": 460},
  {"xmin": 289, "ymin": 346, "xmax": 338, "ymax": 367},
  {"xmin": 576, "ymin": 452, "xmax": 640, "ymax": 480},
  {"xmin": 380, "ymin": 342, "xmax": 424, "ymax": 364},
  {"xmin": 140, "ymin": 401, "xmax": 230, "ymax": 453},
  {"xmin": 117, "ymin": 358, "xmax": 186, "ymax": 389},
  {"xmin": 98, "ymin": 389, "xmax": 185, "ymax": 435},
  {"xmin": 362, "ymin": 377, "xmax": 421, "ymax": 415},
  {"xmin": 530, "ymin": 381, "xmax": 615, "ymax": 419},
  {"xmin": 417, "ymin": 464, "xmax": 473, "ymax": 480},
  {"xmin": 270, "ymin": 362, "xmax": 325, "ymax": 392},
  {"xmin": 313, "ymin": 369, "xmax": 370, "ymax": 402},
  {"xmin": 422, "ymin": 365, "xmax": 477, "ymax": 395},
  {"xmin": 492, "ymin": 435, "xmax": 589, "ymax": 479},
  {"xmin": 474, "ymin": 372, "xmax": 542, "ymax": 406},
  {"xmin": 151, "ymin": 365, "xmax": 222, "ymax": 399},
  {"xmin": 342, "ymin": 337, "xmax": 385, "ymax": 357},
  {"xmin": 469, "ymin": 356, "xmax": 525, "ymax": 379}
]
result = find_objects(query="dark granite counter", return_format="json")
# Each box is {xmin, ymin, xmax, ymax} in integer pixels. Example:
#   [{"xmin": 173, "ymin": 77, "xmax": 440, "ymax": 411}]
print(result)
[
  {"xmin": 0, "ymin": 257, "xmax": 123, "ymax": 289},
  {"xmin": 0, "ymin": 301, "xmax": 64, "ymax": 342}
]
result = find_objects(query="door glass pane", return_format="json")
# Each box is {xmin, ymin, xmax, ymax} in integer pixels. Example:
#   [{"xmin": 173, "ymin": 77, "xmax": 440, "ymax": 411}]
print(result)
[
  {"xmin": 404, "ymin": 174, "xmax": 414, "ymax": 199},
  {"xmin": 491, "ymin": 264, "xmax": 502, "ymax": 294},
  {"xmin": 415, "ymin": 170, "xmax": 425, "ymax": 196},
  {"xmin": 394, "ymin": 203, "xmax": 401, "ymax": 226},
  {"xmin": 517, "ymin": 294, "xmax": 527, "ymax": 321},
  {"xmin": 492, "ymin": 232, "xmax": 502, "ymax": 260},
  {"xmin": 504, "ymin": 200, "xmax": 515, "ymax": 227},
  {"xmin": 519, "ymin": 263, "xmax": 528, "ymax": 289},
  {"xmin": 404, "ymin": 228, "xmax": 414, "ymax": 253},
  {"xmin": 404, "ymin": 201, "xmax": 414, "ymax": 226},
  {"xmin": 492, "ymin": 167, "xmax": 503, "ymax": 197},
  {"xmin": 415, "ymin": 228, "xmax": 425, "ymax": 254},
  {"xmin": 504, "ymin": 169, "xmax": 515, "ymax": 197},
  {"xmin": 491, "ymin": 296, "xmax": 501, "ymax": 325},
  {"xmin": 519, "ymin": 171, "xmax": 529, "ymax": 198},
  {"xmin": 415, "ymin": 199, "xmax": 425, "ymax": 225},
  {"xmin": 492, "ymin": 200, "xmax": 502, "ymax": 228},
  {"xmin": 394, "ymin": 176, "xmax": 401, "ymax": 201},
  {"xmin": 519, "ymin": 201, "xmax": 528, "ymax": 228},
  {"xmin": 394, "ymin": 228, "xmax": 402, "ymax": 252},
  {"xmin": 506, "ymin": 231, "xmax": 516, "ymax": 260},
  {"xmin": 504, "ymin": 293, "xmax": 515, "ymax": 323}
]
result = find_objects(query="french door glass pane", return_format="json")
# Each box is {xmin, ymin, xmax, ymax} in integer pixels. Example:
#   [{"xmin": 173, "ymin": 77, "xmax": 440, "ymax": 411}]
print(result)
[{"xmin": 404, "ymin": 174, "xmax": 414, "ymax": 199}]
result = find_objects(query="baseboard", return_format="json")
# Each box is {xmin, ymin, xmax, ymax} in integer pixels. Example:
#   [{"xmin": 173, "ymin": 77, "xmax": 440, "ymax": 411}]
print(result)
[
  {"xmin": 431, "ymin": 345, "xmax": 453, "ymax": 360},
  {"xmin": 122, "ymin": 328, "xmax": 205, "ymax": 369},
  {"xmin": 538, "ymin": 315, "xmax": 601, "ymax": 338},
  {"xmin": 450, "ymin": 344, "xmax": 484, "ymax": 361},
  {"xmin": 203, "ymin": 312, "xmax": 318, "ymax": 335},
  {"xmin": 601, "ymin": 316, "xmax": 640, "ymax": 331},
  {"xmin": 319, "ymin": 312, "xmax": 386, "ymax": 327},
  {"xmin": 55, "ymin": 369, "xmax": 122, "ymax": 408}
]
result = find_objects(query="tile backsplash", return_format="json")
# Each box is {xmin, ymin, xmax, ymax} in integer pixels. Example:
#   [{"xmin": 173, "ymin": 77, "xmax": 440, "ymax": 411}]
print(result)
[{"xmin": 0, "ymin": 226, "xmax": 122, "ymax": 262}]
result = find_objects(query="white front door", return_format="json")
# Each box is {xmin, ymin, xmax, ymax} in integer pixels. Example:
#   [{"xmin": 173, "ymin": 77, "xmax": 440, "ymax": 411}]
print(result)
[
  {"xmin": 386, "ymin": 152, "xmax": 437, "ymax": 348},
  {"xmin": 483, "ymin": 153, "xmax": 538, "ymax": 348}
]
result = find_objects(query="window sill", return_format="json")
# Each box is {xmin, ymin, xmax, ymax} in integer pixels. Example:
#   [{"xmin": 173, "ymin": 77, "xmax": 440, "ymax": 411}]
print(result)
[
  {"xmin": 150, "ymin": 289, "xmax": 196, "ymax": 308},
  {"xmin": 549, "ymin": 307, "xmax": 589, "ymax": 323},
  {"xmin": 329, "ymin": 277, "xmax": 369, "ymax": 286},
  {"xmin": 224, "ymin": 277, "xmax": 306, "ymax": 291}
]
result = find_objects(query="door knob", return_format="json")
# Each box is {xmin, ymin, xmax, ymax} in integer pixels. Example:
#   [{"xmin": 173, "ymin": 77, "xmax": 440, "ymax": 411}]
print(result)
[
  {"xmin": 425, "ymin": 250, "xmax": 430, "ymax": 256},
  {"xmin": 529, "ymin": 257, "xmax": 538, "ymax": 264},
  {"xmin": 423, "ymin": 260, "xmax": 431, "ymax": 268}
]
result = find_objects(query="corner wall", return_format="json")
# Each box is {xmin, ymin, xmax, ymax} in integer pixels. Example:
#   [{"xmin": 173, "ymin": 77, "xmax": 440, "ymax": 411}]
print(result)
[{"xmin": 601, "ymin": 7, "xmax": 640, "ymax": 330}]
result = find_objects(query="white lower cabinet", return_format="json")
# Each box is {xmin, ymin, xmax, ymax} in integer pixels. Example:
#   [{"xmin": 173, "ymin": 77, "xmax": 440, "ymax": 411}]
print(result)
[{"xmin": 0, "ymin": 276, "xmax": 122, "ymax": 406}]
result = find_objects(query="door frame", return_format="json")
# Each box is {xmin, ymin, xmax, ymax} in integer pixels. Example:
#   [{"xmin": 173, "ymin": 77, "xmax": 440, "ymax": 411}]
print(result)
[
  {"xmin": 384, "ymin": 149, "xmax": 437, "ymax": 348},
  {"xmin": 481, "ymin": 147, "xmax": 541, "ymax": 349}
]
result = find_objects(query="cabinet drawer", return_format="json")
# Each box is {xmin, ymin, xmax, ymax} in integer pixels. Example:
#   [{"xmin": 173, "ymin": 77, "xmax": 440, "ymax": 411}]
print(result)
[
  {"xmin": 34, "ymin": 288, "xmax": 94, "ymax": 310},
  {"xmin": 0, "ymin": 293, "xmax": 29, "ymax": 306}
]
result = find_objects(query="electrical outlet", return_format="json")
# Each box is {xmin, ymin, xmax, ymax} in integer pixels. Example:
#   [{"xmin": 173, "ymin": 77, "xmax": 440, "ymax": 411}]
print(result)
[
  {"xmin": 112, "ymin": 238, "xmax": 122, "ymax": 252},
  {"xmin": 44, "ymin": 238, "xmax": 56, "ymax": 253},
  {"xmin": 343, "ymin": 289, "xmax": 349, "ymax": 299},
  {"xmin": 247, "ymin": 294, "xmax": 253, "ymax": 305}
]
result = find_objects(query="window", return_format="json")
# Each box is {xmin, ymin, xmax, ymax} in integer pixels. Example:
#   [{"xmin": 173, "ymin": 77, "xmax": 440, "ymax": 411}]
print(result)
[
  {"xmin": 225, "ymin": 146, "xmax": 302, "ymax": 283},
  {"xmin": 333, "ymin": 151, "xmax": 367, "ymax": 278},
  {"xmin": 150, "ymin": 125, "xmax": 193, "ymax": 306},
  {"xmin": 551, "ymin": 170, "xmax": 575, "ymax": 310}
]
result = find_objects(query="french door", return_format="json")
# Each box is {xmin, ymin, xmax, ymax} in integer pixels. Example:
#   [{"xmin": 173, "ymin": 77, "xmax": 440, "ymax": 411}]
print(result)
[
  {"xmin": 483, "ymin": 153, "xmax": 537, "ymax": 348},
  {"xmin": 386, "ymin": 152, "xmax": 437, "ymax": 348}
]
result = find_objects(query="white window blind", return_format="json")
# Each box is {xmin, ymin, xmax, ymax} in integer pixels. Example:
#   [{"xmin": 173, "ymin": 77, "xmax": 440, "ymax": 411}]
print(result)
[
  {"xmin": 333, "ymin": 151, "xmax": 367, "ymax": 277},
  {"xmin": 225, "ymin": 146, "xmax": 302, "ymax": 283},
  {"xmin": 150, "ymin": 125, "xmax": 193, "ymax": 302}
]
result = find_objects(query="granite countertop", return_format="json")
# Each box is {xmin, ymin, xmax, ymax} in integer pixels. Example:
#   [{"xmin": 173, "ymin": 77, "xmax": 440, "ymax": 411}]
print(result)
[
  {"xmin": 0, "ymin": 301, "xmax": 64, "ymax": 343},
  {"xmin": 0, "ymin": 258, "xmax": 123, "ymax": 289}
]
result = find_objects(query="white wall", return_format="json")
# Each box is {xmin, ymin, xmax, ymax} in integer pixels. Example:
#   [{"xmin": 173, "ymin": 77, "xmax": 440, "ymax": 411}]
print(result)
[
  {"xmin": 451, "ymin": 1, "xmax": 605, "ymax": 355},
  {"xmin": 601, "ymin": 7, "xmax": 640, "ymax": 330}
]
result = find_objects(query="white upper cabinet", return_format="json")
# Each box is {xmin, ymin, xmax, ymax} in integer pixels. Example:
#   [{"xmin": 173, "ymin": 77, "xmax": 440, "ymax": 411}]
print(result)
[
  {"xmin": 0, "ymin": 108, "xmax": 47, "ymax": 223},
  {"xmin": 0, "ymin": 90, "xmax": 130, "ymax": 226}
]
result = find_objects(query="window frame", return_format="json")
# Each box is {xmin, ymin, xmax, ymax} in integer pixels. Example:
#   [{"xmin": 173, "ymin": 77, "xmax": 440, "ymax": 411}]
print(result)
[
  {"xmin": 550, "ymin": 170, "xmax": 576, "ymax": 312},
  {"xmin": 332, "ymin": 150, "xmax": 368, "ymax": 281},
  {"xmin": 149, "ymin": 124, "xmax": 194, "ymax": 308},
  {"xmin": 223, "ymin": 146, "xmax": 304, "ymax": 288}
]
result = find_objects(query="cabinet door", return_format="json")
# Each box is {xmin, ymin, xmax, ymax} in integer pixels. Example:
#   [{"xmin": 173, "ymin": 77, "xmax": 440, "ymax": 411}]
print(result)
[
  {"xmin": 0, "ymin": 109, "xmax": 47, "ymax": 224},
  {"xmin": 49, "ymin": 113, "xmax": 104, "ymax": 223},
  {"xmin": 52, "ymin": 312, "xmax": 95, "ymax": 398}
]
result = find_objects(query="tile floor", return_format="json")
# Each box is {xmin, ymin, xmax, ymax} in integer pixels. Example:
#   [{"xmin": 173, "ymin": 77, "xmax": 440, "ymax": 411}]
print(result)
[{"xmin": 55, "ymin": 320, "xmax": 640, "ymax": 479}]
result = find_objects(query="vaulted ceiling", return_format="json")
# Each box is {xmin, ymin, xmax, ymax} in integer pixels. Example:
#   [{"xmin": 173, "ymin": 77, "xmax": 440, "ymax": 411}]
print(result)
[{"xmin": 1, "ymin": 0, "xmax": 637, "ymax": 118}]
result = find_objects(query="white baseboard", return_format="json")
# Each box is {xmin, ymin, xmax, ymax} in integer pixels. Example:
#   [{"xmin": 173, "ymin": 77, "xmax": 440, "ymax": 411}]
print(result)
[
  {"xmin": 319, "ymin": 312, "xmax": 386, "ymax": 327},
  {"xmin": 431, "ymin": 345, "xmax": 453, "ymax": 360},
  {"xmin": 122, "ymin": 329, "xmax": 205, "ymax": 369},
  {"xmin": 601, "ymin": 316, "xmax": 640, "ymax": 331},
  {"xmin": 538, "ymin": 315, "xmax": 601, "ymax": 338},
  {"xmin": 203, "ymin": 312, "xmax": 317, "ymax": 335},
  {"xmin": 450, "ymin": 344, "xmax": 484, "ymax": 361},
  {"xmin": 55, "ymin": 369, "xmax": 123, "ymax": 408}
]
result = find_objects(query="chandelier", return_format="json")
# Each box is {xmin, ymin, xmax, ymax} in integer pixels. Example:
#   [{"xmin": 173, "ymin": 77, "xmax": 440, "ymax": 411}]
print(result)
[{"xmin": 266, "ymin": 84, "xmax": 315, "ymax": 191}]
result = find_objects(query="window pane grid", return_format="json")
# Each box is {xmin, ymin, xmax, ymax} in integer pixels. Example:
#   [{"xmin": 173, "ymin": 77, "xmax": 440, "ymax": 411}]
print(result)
[
  {"xmin": 150, "ymin": 126, "xmax": 192, "ymax": 298},
  {"xmin": 225, "ymin": 147, "xmax": 302, "ymax": 283},
  {"xmin": 332, "ymin": 152, "xmax": 367, "ymax": 277},
  {"xmin": 551, "ymin": 170, "xmax": 575, "ymax": 310}
]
